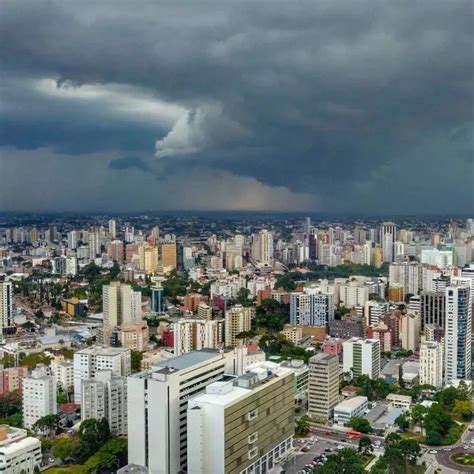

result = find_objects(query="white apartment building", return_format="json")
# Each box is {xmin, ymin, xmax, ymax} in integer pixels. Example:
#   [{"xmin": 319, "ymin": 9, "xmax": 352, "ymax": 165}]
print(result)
[
  {"xmin": 381, "ymin": 222, "xmax": 396, "ymax": 263},
  {"xmin": 339, "ymin": 282, "xmax": 369, "ymax": 308},
  {"xmin": 289, "ymin": 287, "xmax": 334, "ymax": 326},
  {"xmin": 421, "ymin": 249, "xmax": 453, "ymax": 268},
  {"xmin": 308, "ymin": 353, "xmax": 339, "ymax": 421},
  {"xmin": 22, "ymin": 365, "xmax": 57, "ymax": 429},
  {"xmin": 343, "ymin": 338, "xmax": 381, "ymax": 380},
  {"xmin": 225, "ymin": 305, "xmax": 253, "ymax": 347},
  {"xmin": 81, "ymin": 370, "xmax": 127, "ymax": 436},
  {"xmin": 73, "ymin": 347, "xmax": 131, "ymax": 404},
  {"xmin": 50, "ymin": 360, "xmax": 74, "ymax": 390},
  {"xmin": 127, "ymin": 349, "xmax": 239, "ymax": 474},
  {"xmin": 187, "ymin": 363, "xmax": 295, "ymax": 474},
  {"xmin": 333, "ymin": 396, "xmax": 368, "ymax": 424},
  {"xmin": 173, "ymin": 319, "xmax": 224, "ymax": 355},
  {"xmin": 445, "ymin": 285, "xmax": 472, "ymax": 383},
  {"xmin": 364, "ymin": 300, "xmax": 389, "ymax": 326},
  {"xmin": 420, "ymin": 341, "xmax": 444, "ymax": 388},
  {"xmin": 0, "ymin": 279, "xmax": 13, "ymax": 331},
  {"xmin": 389, "ymin": 262, "xmax": 421, "ymax": 295},
  {"xmin": 0, "ymin": 425, "xmax": 42, "ymax": 474}
]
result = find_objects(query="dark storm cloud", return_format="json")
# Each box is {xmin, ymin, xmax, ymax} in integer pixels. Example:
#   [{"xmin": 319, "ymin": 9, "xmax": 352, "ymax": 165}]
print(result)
[
  {"xmin": 0, "ymin": 0, "xmax": 473, "ymax": 212},
  {"xmin": 109, "ymin": 156, "xmax": 151, "ymax": 173}
]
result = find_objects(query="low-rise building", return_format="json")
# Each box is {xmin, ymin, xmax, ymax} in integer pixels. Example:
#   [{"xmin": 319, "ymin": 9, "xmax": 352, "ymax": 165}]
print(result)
[
  {"xmin": 281, "ymin": 325, "xmax": 303, "ymax": 344},
  {"xmin": 333, "ymin": 396, "xmax": 368, "ymax": 424},
  {"xmin": 0, "ymin": 425, "xmax": 41, "ymax": 474},
  {"xmin": 386, "ymin": 394, "xmax": 412, "ymax": 410}
]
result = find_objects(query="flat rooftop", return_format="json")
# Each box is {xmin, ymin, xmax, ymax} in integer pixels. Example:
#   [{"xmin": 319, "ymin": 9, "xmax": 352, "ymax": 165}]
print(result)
[{"xmin": 334, "ymin": 396, "xmax": 368, "ymax": 411}]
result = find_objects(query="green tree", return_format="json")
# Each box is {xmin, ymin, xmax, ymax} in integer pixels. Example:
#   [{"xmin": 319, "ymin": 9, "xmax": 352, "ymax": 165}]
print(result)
[
  {"xmin": 131, "ymin": 350, "xmax": 144, "ymax": 373},
  {"xmin": 358, "ymin": 436, "xmax": 373, "ymax": 455},
  {"xmin": 236, "ymin": 287, "xmax": 252, "ymax": 306},
  {"xmin": 76, "ymin": 418, "xmax": 111, "ymax": 463},
  {"xmin": 384, "ymin": 432, "xmax": 401, "ymax": 447},
  {"xmin": 318, "ymin": 448, "xmax": 365, "ymax": 474},
  {"xmin": 52, "ymin": 435, "xmax": 80, "ymax": 461},
  {"xmin": 32, "ymin": 414, "xmax": 61, "ymax": 436},
  {"xmin": 410, "ymin": 404, "xmax": 428, "ymax": 431},
  {"xmin": 348, "ymin": 416, "xmax": 372, "ymax": 434},
  {"xmin": 84, "ymin": 437, "xmax": 127, "ymax": 471},
  {"xmin": 452, "ymin": 399, "xmax": 473, "ymax": 421},
  {"xmin": 399, "ymin": 439, "xmax": 421, "ymax": 465},
  {"xmin": 295, "ymin": 418, "xmax": 310, "ymax": 436},
  {"xmin": 395, "ymin": 412, "xmax": 410, "ymax": 432}
]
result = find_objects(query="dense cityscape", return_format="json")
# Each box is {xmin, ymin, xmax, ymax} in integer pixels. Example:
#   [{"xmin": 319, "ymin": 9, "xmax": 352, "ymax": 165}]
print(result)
[{"xmin": 0, "ymin": 214, "xmax": 473, "ymax": 473}]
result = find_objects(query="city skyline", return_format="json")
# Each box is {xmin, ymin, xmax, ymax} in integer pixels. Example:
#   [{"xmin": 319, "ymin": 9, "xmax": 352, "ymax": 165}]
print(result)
[{"xmin": 1, "ymin": 1, "xmax": 473, "ymax": 213}]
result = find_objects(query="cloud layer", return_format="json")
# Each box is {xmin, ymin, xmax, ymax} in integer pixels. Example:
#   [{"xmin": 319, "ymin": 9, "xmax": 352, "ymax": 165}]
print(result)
[{"xmin": 0, "ymin": 1, "xmax": 473, "ymax": 212}]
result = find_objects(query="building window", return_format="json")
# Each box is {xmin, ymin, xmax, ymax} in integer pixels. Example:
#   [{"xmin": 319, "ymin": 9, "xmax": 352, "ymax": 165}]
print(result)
[
  {"xmin": 248, "ymin": 447, "xmax": 259, "ymax": 459},
  {"xmin": 248, "ymin": 431, "xmax": 258, "ymax": 444},
  {"xmin": 247, "ymin": 409, "xmax": 258, "ymax": 421}
]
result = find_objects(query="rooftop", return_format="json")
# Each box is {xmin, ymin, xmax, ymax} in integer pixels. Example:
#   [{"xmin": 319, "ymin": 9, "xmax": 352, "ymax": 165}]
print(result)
[{"xmin": 334, "ymin": 396, "xmax": 368, "ymax": 411}]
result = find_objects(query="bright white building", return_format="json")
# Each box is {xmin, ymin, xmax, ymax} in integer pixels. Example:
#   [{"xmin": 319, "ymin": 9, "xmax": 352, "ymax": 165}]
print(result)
[
  {"xmin": 339, "ymin": 282, "xmax": 369, "ymax": 308},
  {"xmin": 381, "ymin": 222, "xmax": 396, "ymax": 263},
  {"xmin": 333, "ymin": 396, "xmax": 368, "ymax": 424},
  {"xmin": 445, "ymin": 285, "xmax": 472, "ymax": 383},
  {"xmin": 81, "ymin": 370, "xmax": 127, "ymax": 436},
  {"xmin": 343, "ymin": 338, "xmax": 381, "ymax": 380},
  {"xmin": 187, "ymin": 363, "xmax": 295, "ymax": 474},
  {"xmin": 0, "ymin": 425, "xmax": 42, "ymax": 474},
  {"xmin": 73, "ymin": 346, "xmax": 131, "ymax": 404},
  {"xmin": 127, "ymin": 349, "xmax": 240, "ymax": 474},
  {"xmin": 420, "ymin": 341, "xmax": 444, "ymax": 388},
  {"xmin": 50, "ymin": 360, "xmax": 74, "ymax": 390},
  {"xmin": 22, "ymin": 365, "xmax": 57, "ymax": 429}
]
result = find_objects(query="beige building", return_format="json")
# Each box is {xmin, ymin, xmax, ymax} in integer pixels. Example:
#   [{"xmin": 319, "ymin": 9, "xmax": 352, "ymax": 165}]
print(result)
[
  {"xmin": 281, "ymin": 325, "xmax": 303, "ymax": 344},
  {"xmin": 187, "ymin": 362, "xmax": 295, "ymax": 474},
  {"xmin": 161, "ymin": 242, "xmax": 177, "ymax": 272},
  {"xmin": 400, "ymin": 313, "xmax": 421, "ymax": 352},
  {"xmin": 420, "ymin": 341, "xmax": 444, "ymax": 388},
  {"xmin": 308, "ymin": 352, "xmax": 339, "ymax": 421},
  {"xmin": 225, "ymin": 305, "xmax": 253, "ymax": 348},
  {"xmin": 119, "ymin": 324, "xmax": 149, "ymax": 352}
]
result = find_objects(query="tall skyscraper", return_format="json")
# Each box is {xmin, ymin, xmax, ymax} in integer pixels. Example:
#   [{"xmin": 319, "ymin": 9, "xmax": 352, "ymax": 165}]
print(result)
[
  {"xmin": 81, "ymin": 370, "xmax": 127, "ymax": 436},
  {"xmin": 420, "ymin": 291, "xmax": 446, "ymax": 331},
  {"xmin": 108, "ymin": 219, "xmax": 116, "ymax": 239},
  {"xmin": 0, "ymin": 279, "xmax": 13, "ymax": 332},
  {"xmin": 445, "ymin": 285, "xmax": 472, "ymax": 382},
  {"xmin": 187, "ymin": 362, "xmax": 295, "ymax": 474},
  {"xmin": 343, "ymin": 338, "xmax": 381, "ymax": 380},
  {"xmin": 67, "ymin": 230, "xmax": 78, "ymax": 250},
  {"xmin": 380, "ymin": 222, "xmax": 396, "ymax": 263},
  {"xmin": 161, "ymin": 242, "xmax": 177, "ymax": 271},
  {"xmin": 22, "ymin": 365, "xmax": 57, "ymax": 429},
  {"xmin": 290, "ymin": 287, "xmax": 334, "ymax": 326},
  {"xmin": 127, "ymin": 350, "xmax": 238, "ymax": 474},
  {"xmin": 419, "ymin": 341, "xmax": 444, "ymax": 388},
  {"xmin": 308, "ymin": 352, "xmax": 339, "ymax": 421},
  {"xmin": 225, "ymin": 304, "xmax": 252, "ymax": 347},
  {"xmin": 151, "ymin": 284, "xmax": 164, "ymax": 314},
  {"xmin": 252, "ymin": 229, "xmax": 274, "ymax": 264}
]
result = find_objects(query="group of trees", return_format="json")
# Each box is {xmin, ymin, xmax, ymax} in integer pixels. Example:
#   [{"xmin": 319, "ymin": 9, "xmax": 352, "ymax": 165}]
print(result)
[
  {"xmin": 348, "ymin": 416, "xmax": 372, "ymax": 434},
  {"xmin": 351, "ymin": 374, "xmax": 396, "ymax": 401},
  {"xmin": 371, "ymin": 433, "xmax": 420, "ymax": 474},
  {"xmin": 258, "ymin": 334, "xmax": 310, "ymax": 363},
  {"xmin": 0, "ymin": 391, "xmax": 22, "ymax": 427},
  {"xmin": 49, "ymin": 418, "xmax": 127, "ymax": 470},
  {"xmin": 252, "ymin": 298, "xmax": 289, "ymax": 332},
  {"xmin": 286, "ymin": 263, "xmax": 389, "ymax": 282}
]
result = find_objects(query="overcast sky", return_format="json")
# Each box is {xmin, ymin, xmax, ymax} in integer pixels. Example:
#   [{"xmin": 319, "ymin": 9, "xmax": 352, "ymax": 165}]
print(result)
[{"xmin": 0, "ymin": 1, "xmax": 473, "ymax": 213}]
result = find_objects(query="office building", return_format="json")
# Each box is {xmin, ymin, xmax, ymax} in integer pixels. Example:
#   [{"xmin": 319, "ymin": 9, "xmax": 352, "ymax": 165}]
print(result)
[
  {"xmin": 420, "ymin": 291, "xmax": 446, "ymax": 331},
  {"xmin": 151, "ymin": 284, "xmax": 164, "ymax": 314},
  {"xmin": 161, "ymin": 242, "xmax": 177, "ymax": 272},
  {"xmin": 22, "ymin": 365, "xmax": 57, "ymax": 429},
  {"xmin": 81, "ymin": 370, "xmax": 127, "ymax": 436},
  {"xmin": 400, "ymin": 313, "xmax": 421, "ymax": 352},
  {"xmin": 445, "ymin": 285, "xmax": 472, "ymax": 382},
  {"xmin": 290, "ymin": 287, "xmax": 334, "ymax": 326},
  {"xmin": 187, "ymin": 362, "xmax": 295, "ymax": 474},
  {"xmin": 0, "ymin": 425, "xmax": 42, "ymax": 474},
  {"xmin": 0, "ymin": 279, "xmax": 13, "ymax": 332},
  {"xmin": 343, "ymin": 338, "xmax": 381, "ymax": 380},
  {"xmin": 127, "ymin": 349, "xmax": 239, "ymax": 474},
  {"xmin": 73, "ymin": 347, "xmax": 131, "ymax": 404},
  {"xmin": 420, "ymin": 341, "xmax": 444, "ymax": 388},
  {"xmin": 381, "ymin": 222, "xmax": 396, "ymax": 263},
  {"xmin": 333, "ymin": 396, "xmax": 368, "ymax": 424},
  {"xmin": 308, "ymin": 353, "xmax": 339, "ymax": 421},
  {"xmin": 225, "ymin": 305, "xmax": 253, "ymax": 347}
]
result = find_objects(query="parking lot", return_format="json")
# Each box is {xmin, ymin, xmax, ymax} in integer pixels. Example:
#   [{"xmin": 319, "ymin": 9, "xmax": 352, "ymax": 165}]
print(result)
[{"xmin": 284, "ymin": 435, "xmax": 353, "ymax": 474}]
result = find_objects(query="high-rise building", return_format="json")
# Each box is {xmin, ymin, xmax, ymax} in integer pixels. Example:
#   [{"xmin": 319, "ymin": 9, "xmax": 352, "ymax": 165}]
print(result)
[
  {"xmin": 389, "ymin": 262, "xmax": 421, "ymax": 296},
  {"xmin": 419, "ymin": 341, "xmax": 444, "ymax": 388},
  {"xmin": 290, "ymin": 287, "xmax": 334, "ymax": 326},
  {"xmin": 161, "ymin": 242, "xmax": 177, "ymax": 271},
  {"xmin": 119, "ymin": 324, "xmax": 149, "ymax": 352},
  {"xmin": 225, "ymin": 305, "xmax": 253, "ymax": 347},
  {"xmin": 127, "ymin": 349, "xmax": 239, "ymax": 474},
  {"xmin": 173, "ymin": 319, "xmax": 224, "ymax": 355},
  {"xmin": 107, "ymin": 240, "xmax": 124, "ymax": 263},
  {"xmin": 103, "ymin": 282, "xmax": 142, "ymax": 344},
  {"xmin": 400, "ymin": 313, "xmax": 421, "ymax": 352},
  {"xmin": 0, "ymin": 279, "xmax": 13, "ymax": 332},
  {"xmin": 343, "ymin": 338, "xmax": 381, "ymax": 380},
  {"xmin": 308, "ymin": 352, "xmax": 339, "ymax": 421},
  {"xmin": 50, "ymin": 360, "xmax": 74, "ymax": 391},
  {"xmin": 73, "ymin": 347, "xmax": 131, "ymax": 404},
  {"xmin": 108, "ymin": 219, "xmax": 116, "ymax": 239},
  {"xmin": 0, "ymin": 425, "xmax": 42, "ymax": 474},
  {"xmin": 187, "ymin": 362, "xmax": 295, "ymax": 474},
  {"xmin": 88, "ymin": 230, "xmax": 101, "ymax": 259},
  {"xmin": 151, "ymin": 284, "xmax": 164, "ymax": 314},
  {"xmin": 22, "ymin": 365, "xmax": 57, "ymax": 429},
  {"xmin": 420, "ymin": 291, "xmax": 446, "ymax": 331},
  {"xmin": 81, "ymin": 370, "xmax": 127, "ymax": 436},
  {"xmin": 445, "ymin": 285, "xmax": 472, "ymax": 382},
  {"xmin": 67, "ymin": 230, "xmax": 78, "ymax": 250},
  {"xmin": 380, "ymin": 222, "xmax": 396, "ymax": 263},
  {"xmin": 252, "ymin": 229, "xmax": 274, "ymax": 264},
  {"xmin": 339, "ymin": 282, "xmax": 369, "ymax": 308}
]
